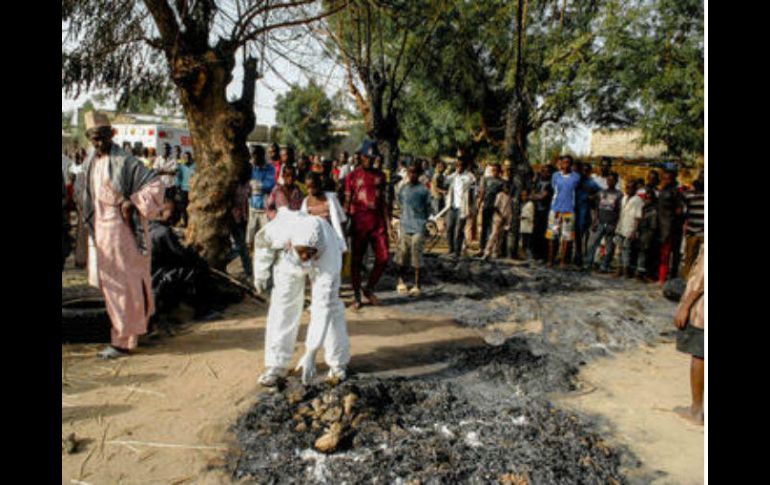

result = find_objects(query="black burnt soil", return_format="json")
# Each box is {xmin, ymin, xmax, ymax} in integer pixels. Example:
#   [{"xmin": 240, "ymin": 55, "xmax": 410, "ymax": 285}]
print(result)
[
  {"xmin": 229, "ymin": 257, "xmax": 674, "ymax": 484},
  {"xmin": 230, "ymin": 339, "xmax": 632, "ymax": 484}
]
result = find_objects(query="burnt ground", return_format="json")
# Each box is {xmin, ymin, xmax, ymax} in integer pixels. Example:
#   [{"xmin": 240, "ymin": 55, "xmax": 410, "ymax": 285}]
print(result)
[
  {"xmin": 229, "ymin": 256, "xmax": 675, "ymax": 484},
  {"xmin": 377, "ymin": 255, "xmax": 674, "ymax": 363},
  {"xmin": 230, "ymin": 338, "xmax": 634, "ymax": 485}
]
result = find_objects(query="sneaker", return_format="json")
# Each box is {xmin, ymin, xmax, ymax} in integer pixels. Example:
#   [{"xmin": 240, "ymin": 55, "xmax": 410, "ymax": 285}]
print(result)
[
  {"xmin": 258, "ymin": 367, "xmax": 288, "ymax": 387},
  {"xmin": 396, "ymin": 282, "xmax": 409, "ymax": 295},
  {"xmin": 408, "ymin": 287, "xmax": 422, "ymax": 297}
]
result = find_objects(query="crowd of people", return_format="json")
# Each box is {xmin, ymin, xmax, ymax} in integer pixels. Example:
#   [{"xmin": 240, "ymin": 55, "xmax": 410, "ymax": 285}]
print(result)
[
  {"xmin": 62, "ymin": 112, "xmax": 704, "ymax": 419},
  {"xmin": 64, "ymin": 141, "xmax": 197, "ymax": 233}
]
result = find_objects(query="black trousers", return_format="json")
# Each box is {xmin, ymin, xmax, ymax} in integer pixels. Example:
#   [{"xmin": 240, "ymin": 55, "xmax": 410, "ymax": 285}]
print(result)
[
  {"xmin": 445, "ymin": 208, "xmax": 466, "ymax": 256},
  {"xmin": 532, "ymin": 210, "xmax": 549, "ymax": 260},
  {"xmin": 479, "ymin": 207, "xmax": 495, "ymax": 251},
  {"xmin": 177, "ymin": 190, "xmax": 190, "ymax": 226}
]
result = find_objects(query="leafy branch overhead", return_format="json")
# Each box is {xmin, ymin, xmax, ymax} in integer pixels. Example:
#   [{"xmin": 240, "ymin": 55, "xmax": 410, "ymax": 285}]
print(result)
[{"xmin": 275, "ymin": 80, "xmax": 342, "ymax": 154}]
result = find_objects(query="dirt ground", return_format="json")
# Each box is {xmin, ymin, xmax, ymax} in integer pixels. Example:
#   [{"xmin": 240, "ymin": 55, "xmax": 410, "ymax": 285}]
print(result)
[
  {"xmin": 558, "ymin": 344, "xmax": 704, "ymax": 485},
  {"xmin": 62, "ymin": 267, "xmax": 704, "ymax": 484}
]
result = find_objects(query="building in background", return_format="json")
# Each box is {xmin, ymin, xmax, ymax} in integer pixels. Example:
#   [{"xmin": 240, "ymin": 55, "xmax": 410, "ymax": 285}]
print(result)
[
  {"xmin": 587, "ymin": 128, "xmax": 701, "ymax": 185},
  {"xmin": 589, "ymin": 129, "xmax": 666, "ymax": 159}
]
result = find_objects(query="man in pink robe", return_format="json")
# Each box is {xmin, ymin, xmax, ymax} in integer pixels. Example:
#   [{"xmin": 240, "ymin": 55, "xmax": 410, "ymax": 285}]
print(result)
[{"xmin": 75, "ymin": 112, "xmax": 165, "ymax": 359}]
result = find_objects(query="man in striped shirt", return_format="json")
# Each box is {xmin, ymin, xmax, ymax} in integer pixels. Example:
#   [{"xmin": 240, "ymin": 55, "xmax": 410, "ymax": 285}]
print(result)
[{"xmin": 682, "ymin": 170, "xmax": 704, "ymax": 278}]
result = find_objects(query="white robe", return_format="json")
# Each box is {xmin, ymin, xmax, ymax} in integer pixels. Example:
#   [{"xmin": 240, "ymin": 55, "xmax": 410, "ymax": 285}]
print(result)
[
  {"xmin": 253, "ymin": 209, "xmax": 350, "ymax": 372},
  {"xmin": 300, "ymin": 192, "xmax": 348, "ymax": 252}
]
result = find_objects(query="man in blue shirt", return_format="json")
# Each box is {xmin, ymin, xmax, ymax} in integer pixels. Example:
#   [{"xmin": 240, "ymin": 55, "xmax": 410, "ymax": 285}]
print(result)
[
  {"xmin": 395, "ymin": 164, "xmax": 432, "ymax": 296},
  {"xmin": 246, "ymin": 145, "xmax": 276, "ymax": 251},
  {"xmin": 574, "ymin": 162, "xmax": 601, "ymax": 266},
  {"xmin": 546, "ymin": 155, "xmax": 581, "ymax": 268},
  {"xmin": 175, "ymin": 152, "xmax": 196, "ymax": 227}
]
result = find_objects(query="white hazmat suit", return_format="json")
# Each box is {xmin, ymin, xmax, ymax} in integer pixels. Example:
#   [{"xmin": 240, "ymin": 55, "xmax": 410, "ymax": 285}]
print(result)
[{"xmin": 253, "ymin": 208, "xmax": 350, "ymax": 385}]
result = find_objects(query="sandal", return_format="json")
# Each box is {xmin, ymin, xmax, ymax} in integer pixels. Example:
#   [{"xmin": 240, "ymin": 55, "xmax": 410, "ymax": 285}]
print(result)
[
  {"xmin": 327, "ymin": 366, "xmax": 348, "ymax": 382},
  {"xmin": 97, "ymin": 346, "xmax": 128, "ymax": 360},
  {"xmin": 363, "ymin": 290, "xmax": 381, "ymax": 306}
]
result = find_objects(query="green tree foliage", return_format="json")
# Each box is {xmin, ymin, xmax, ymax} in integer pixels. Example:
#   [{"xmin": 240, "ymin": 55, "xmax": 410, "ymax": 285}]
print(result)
[
  {"xmin": 116, "ymin": 87, "xmax": 180, "ymax": 114},
  {"xmin": 398, "ymin": 78, "xmax": 476, "ymax": 158},
  {"xmin": 399, "ymin": 0, "xmax": 702, "ymax": 162},
  {"xmin": 633, "ymin": 0, "xmax": 704, "ymax": 158},
  {"xmin": 275, "ymin": 80, "xmax": 340, "ymax": 154},
  {"xmin": 322, "ymin": 0, "xmax": 448, "ymax": 168},
  {"xmin": 62, "ymin": 110, "xmax": 74, "ymax": 131},
  {"xmin": 528, "ymin": 124, "xmax": 568, "ymax": 166},
  {"xmin": 411, "ymin": 0, "xmax": 636, "ymax": 158}
]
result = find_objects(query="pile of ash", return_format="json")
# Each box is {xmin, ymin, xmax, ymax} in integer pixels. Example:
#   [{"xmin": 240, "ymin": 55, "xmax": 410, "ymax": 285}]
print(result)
[
  {"xmin": 537, "ymin": 290, "xmax": 674, "ymax": 362},
  {"xmin": 379, "ymin": 255, "xmax": 522, "ymax": 294},
  {"xmin": 383, "ymin": 255, "xmax": 606, "ymax": 295},
  {"xmin": 229, "ymin": 339, "xmax": 629, "ymax": 484},
  {"xmin": 377, "ymin": 255, "xmax": 676, "ymax": 358},
  {"xmin": 376, "ymin": 255, "xmax": 643, "ymax": 328},
  {"xmin": 437, "ymin": 337, "xmax": 579, "ymax": 399}
]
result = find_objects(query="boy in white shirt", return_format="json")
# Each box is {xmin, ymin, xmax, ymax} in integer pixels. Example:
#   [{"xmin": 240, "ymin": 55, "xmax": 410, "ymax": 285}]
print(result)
[
  {"xmin": 519, "ymin": 189, "xmax": 535, "ymax": 260},
  {"xmin": 614, "ymin": 180, "xmax": 645, "ymax": 277}
]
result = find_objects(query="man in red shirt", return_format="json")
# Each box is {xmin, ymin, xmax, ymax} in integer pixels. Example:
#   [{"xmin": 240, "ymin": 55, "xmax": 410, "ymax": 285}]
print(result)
[
  {"xmin": 268, "ymin": 143, "xmax": 282, "ymax": 182},
  {"xmin": 344, "ymin": 140, "xmax": 390, "ymax": 309}
]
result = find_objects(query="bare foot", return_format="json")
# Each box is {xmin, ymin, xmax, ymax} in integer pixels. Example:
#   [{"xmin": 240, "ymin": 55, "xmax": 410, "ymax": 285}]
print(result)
[{"xmin": 673, "ymin": 405, "xmax": 704, "ymax": 426}]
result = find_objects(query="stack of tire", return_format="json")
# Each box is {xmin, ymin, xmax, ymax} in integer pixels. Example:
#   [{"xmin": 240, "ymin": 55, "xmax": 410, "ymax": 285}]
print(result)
[
  {"xmin": 62, "ymin": 298, "xmax": 111, "ymax": 343},
  {"xmin": 662, "ymin": 278, "xmax": 686, "ymax": 302}
]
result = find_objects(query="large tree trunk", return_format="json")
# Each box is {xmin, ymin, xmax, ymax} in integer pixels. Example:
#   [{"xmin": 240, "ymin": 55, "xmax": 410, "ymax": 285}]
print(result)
[
  {"xmin": 370, "ymin": 114, "xmax": 400, "ymax": 172},
  {"xmin": 504, "ymin": 98, "xmax": 534, "ymax": 193},
  {"xmin": 169, "ymin": 46, "xmax": 257, "ymax": 269},
  {"xmin": 504, "ymin": 0, "xmax": 533, "ymax": 193},
  {"xmin": 363, "ymin": 70, "xmax": 401, "ymax": 171}
]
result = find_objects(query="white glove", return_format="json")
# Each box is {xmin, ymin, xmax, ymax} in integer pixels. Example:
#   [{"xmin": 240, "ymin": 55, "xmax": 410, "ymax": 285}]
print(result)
[
  {"xmin": 254, "ymin": 277, "xmax": 269, "ymax": 295},
  {"xmin": 295, "ymin": 351, "xmax": 317, "ymax": 385}
]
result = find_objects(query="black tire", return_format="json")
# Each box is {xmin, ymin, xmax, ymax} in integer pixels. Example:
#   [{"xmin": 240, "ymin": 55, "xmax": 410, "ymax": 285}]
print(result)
[
  {"xmin": 62, "ymin": 299, "xmax": 111, "ymax": 343},
  {"xmin": 662, "ymin": 277, "xmax": 686, "ymax": 302}
]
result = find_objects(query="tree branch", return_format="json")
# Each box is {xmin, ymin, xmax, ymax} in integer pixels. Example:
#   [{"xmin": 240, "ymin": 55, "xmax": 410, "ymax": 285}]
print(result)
[
  {"xmin": 389, "ymin": 27, "xmax": 409, "ymax": 88},
  {"xmin": 237, "ymin": 1, "xmax": 349, "ymax": 47},
  {"xmin": 233, "ymin": 0, "xmax": 317, "ymax": 43},
  {"xmin": 239, "ymin": 56, "xmax": 260, "ymax": 108},
  {"xmin": 143, "ymin": 0, "xmax": 182, "ymax": 49},
  {"xmin": 388, "ymin": 7, "xmax": 442, "ymax": 111},
  {"xmin": 344, "ymin": 56, "xmax": 369, "ymax": 122}
]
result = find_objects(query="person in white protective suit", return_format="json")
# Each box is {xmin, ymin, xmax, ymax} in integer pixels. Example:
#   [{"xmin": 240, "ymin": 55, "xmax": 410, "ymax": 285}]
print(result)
[{"xmin": 253, "ymin": 207, "xmax": 350, "ymax": 387}]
